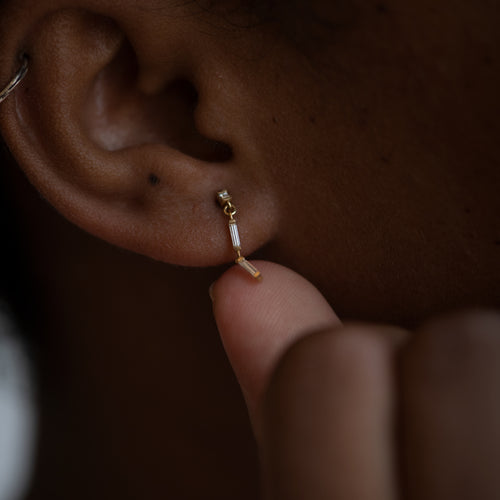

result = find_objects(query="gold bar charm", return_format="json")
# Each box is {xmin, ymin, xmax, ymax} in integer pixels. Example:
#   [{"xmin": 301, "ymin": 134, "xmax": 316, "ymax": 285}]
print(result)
[{"xmin": 216, "ymin": 189, "xmax": 262, "ymax": 280}]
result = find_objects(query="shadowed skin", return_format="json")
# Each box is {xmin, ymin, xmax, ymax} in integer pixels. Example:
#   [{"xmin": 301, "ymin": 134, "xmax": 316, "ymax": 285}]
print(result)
[{"xmin": 0, "ymin": 0, "xmax": 499, "ymax": 498}]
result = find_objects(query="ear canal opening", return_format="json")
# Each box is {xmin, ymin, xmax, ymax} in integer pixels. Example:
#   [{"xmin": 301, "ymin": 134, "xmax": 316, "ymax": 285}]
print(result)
[{"xmin": 82, "ymin": 39, "xmax": 232, "ymax": 163}]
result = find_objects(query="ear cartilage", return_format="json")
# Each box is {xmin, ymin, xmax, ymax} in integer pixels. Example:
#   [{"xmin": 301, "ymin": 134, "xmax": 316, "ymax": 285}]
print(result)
[{"xmin": 216, "ymin": 189, "xmax": 262, "ymax": 281}]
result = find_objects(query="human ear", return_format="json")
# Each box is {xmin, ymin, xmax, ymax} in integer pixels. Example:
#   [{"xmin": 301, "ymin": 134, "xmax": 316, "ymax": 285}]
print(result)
[{"xmin": 0, "ymin": 1, "xmax": 279, "ymax": 267}]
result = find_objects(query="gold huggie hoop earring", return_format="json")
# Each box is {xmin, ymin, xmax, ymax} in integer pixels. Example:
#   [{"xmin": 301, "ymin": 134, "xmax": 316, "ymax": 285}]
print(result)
[
  {"xmin": 0, "ymin": 55, "xmax": 29, "ymax": 104},
  {"xmin": 216, "ymin": 190, "xmax": 262, "ymax": 280}
]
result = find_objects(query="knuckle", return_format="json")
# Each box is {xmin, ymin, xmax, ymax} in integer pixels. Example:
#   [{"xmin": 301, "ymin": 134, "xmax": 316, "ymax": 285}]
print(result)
[{"xmin": 271, "ymin": 325, "xmax": 399, "ymax": 393}]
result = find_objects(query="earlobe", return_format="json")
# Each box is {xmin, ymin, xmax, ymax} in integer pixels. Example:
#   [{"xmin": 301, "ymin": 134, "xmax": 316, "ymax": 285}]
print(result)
[{"xmin": 0, "ymin": 4, "xmax": 279, "ymax": 267}]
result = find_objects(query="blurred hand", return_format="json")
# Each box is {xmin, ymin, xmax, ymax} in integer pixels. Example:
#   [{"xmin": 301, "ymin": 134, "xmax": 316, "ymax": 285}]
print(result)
[{"xmin": 211, "ymin": 261, "xmax": 500, "ymax": 500}]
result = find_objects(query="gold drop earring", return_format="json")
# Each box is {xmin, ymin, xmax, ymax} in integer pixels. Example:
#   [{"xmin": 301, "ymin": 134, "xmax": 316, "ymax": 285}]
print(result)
[{"xmin": 216, "ymin": 190, "xmax": 262, "ymax": 280}]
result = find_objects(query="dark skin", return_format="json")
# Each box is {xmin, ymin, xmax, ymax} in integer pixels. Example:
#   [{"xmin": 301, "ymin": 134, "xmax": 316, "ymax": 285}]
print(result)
[{"xmin": 0, "ymin": 0, "xmax": 499, "ymax": 498}]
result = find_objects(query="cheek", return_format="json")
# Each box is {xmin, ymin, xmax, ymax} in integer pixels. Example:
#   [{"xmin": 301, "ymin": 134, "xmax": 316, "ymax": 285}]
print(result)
[{"xmin": 211, "ymin": 13, "xmax": 500, "ymax": 320}]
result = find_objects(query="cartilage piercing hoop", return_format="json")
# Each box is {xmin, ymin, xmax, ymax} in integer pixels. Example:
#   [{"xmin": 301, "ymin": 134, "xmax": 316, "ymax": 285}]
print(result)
[
  {"xmin": 216, "ymin": 190, "xmax": 262, "ymax": 280},
  {"xmin": 0, "ymin": 55, "xmax": 28, "ymax": 104}
]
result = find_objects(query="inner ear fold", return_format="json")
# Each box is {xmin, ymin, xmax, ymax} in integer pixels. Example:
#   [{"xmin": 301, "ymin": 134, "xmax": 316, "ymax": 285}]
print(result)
[{"xmin": 82, "ymin": 39, "xmax": 232, "ymax": 162}]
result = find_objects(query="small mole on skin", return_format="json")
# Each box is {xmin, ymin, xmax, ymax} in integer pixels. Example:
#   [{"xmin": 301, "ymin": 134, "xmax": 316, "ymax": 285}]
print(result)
[
  {"xmin": 465, "ymin": 207, "xmax": 472, "ymax": 214},
  {"xmin": 148, "ymin": 173, "xmax": 160, "ymax": 186},
  {"xmin": 380, "ymin": 156, "xmax": 390, "ymax": 163},
  {"xmin": 376, "ymin": 3, "xmax": 388, "ymax": 14},
  {"xmin": 272, "ymin": 116, "xmax": 278, "ymax": 124},
  {"xmin": 309, "ymin": 116, "xmax": 317, "ymax": 124},
  {"xmin": 494, "ymin": 240, "xmax": 500, "ymax": 246}
]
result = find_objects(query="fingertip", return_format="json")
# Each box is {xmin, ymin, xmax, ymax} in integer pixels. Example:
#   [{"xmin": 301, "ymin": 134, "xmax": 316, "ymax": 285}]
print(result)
[
  {"xmin": 210, "ymin": 260, "xmax": 270, "ymax": 323},
  {"xmin": 211, "ymin": 260, "xmax": 340, "ymax": 423}
]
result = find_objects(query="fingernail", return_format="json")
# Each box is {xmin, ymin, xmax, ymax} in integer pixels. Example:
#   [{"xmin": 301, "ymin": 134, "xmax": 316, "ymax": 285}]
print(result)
[{"xmin": 208, "ymin": 281, "xmax": 216, "ymax": 302}]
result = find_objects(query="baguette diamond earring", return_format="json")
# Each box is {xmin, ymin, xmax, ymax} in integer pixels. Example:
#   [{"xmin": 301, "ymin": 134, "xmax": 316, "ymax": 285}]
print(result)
[{"xmin": 216, "ymin": 190, "xmax": 262, "ymax": 280}]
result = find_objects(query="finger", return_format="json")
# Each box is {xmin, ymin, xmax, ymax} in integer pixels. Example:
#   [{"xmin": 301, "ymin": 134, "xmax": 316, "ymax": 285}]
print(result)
[
  {"xmin": 262, "ymin": 325, "xmax": 408, "ymax": 500},
  {"xmin": 400, "ymin": 310, "xmax": 500, "ymax": 500},
  {"xmin": 211, "ymin": 261, "xmax": 340, "ymax": 426}
]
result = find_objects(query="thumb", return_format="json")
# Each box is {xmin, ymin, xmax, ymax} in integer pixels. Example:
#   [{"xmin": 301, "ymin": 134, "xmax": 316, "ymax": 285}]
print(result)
[{"xmin": 211, "ymin": 260, "xmax": 340, "ymax": 429}]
